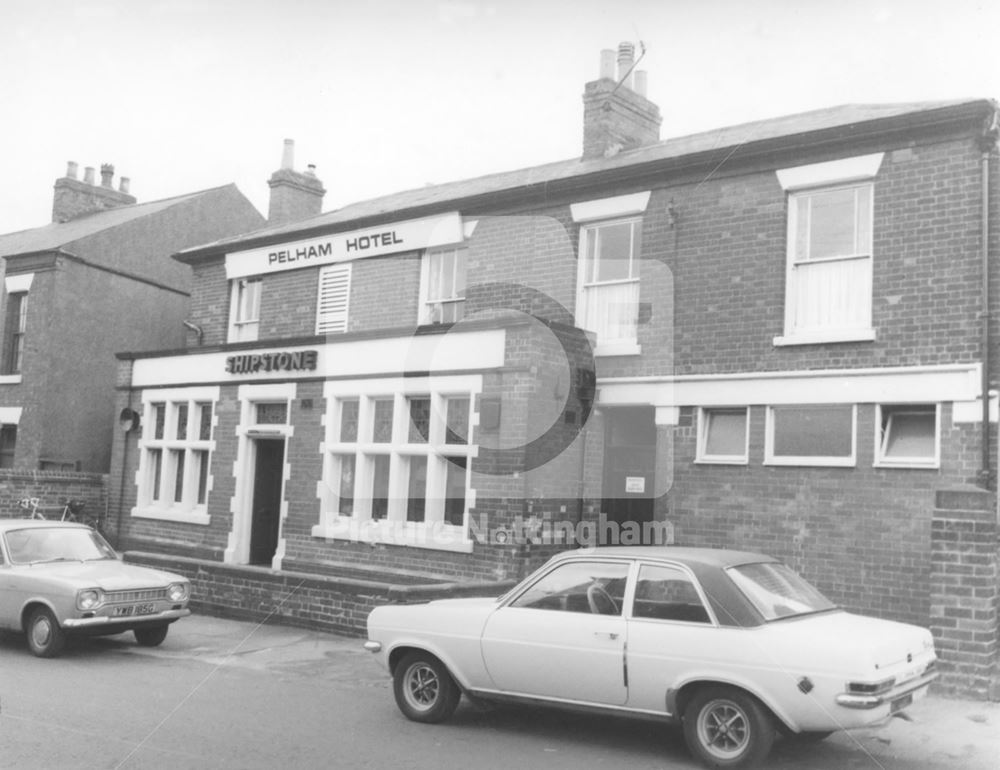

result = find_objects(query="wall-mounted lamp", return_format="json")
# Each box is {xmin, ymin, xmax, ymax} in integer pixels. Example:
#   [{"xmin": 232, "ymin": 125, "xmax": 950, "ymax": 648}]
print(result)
[{"xmin": 119, "ymin": 407, "xmax": 141, "ymax": 433}]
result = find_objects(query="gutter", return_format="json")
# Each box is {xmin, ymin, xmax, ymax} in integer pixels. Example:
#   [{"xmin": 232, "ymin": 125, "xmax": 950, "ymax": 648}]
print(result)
[{"xmin": 979, "ymin": 107, "xmax": 999, "ymax": 488}]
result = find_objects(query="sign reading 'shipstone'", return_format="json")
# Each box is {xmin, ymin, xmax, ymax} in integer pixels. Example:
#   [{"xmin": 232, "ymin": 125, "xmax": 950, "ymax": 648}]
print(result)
[
  {"xmin": 226, "ymin": 350, "xmax": 318, "ymax": 375},
  {"xmin": 225, "ymin": 212, "xmax": 463, "ymax": 279}
]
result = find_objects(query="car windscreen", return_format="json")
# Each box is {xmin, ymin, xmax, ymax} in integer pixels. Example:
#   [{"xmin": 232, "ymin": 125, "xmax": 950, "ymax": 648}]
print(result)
[
  {"xmin": 726, "ymin": 562, "xmax": 837, "ymax": 621},
  {"xmin": 4, "ymin": 527, "xmax": 117, "ymax": 565}
]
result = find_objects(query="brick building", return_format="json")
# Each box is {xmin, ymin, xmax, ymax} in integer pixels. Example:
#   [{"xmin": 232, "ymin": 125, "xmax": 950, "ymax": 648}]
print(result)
[
  {"xmin": 0, "ymin": 163, "xmax": 265, "ymax": 471},
  {"xmin": 109, "ymin": 46, "xmax": 999, "ymax": 694}
]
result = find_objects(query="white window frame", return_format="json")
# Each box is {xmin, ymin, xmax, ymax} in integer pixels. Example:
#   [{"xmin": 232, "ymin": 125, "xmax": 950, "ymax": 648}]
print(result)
[
  {"xmin": 316, "ymin": 263, "xmax": 352, "ymax": 334},
  {"xmin": 228, "ymin": 277, "xmax": 262, "ymax": 342},
  {"xmin": 874, "ymin": 403, "xmax": 940, "ymax": 469},
  {"xmin": 314, "ymin": 375, "xmax": 480, "ymax": 552},
  {"xmin": 764, "ymin": 404, "xmax": 857, "ymax": 467},
  {"xmin": 0, "ymin": 273, "xmax": 33, "ymax": 384},
  {"xmin": 695, "ymin": 407, "xmax": 750, "ymax": 465},
  {"xmin": 575, "ymin": 216, "xmax": 643, "ymax": 356},
  {"xmin": 419, "ymin": 246, "xmax": 467, "ymax": 324},
  {"xmin": 774, "ymin": 153, "xmax": 883, "ymax": 347},
  {"xmin": 133, "ymin": 386, "xmax": 219, "ymax": 524}
]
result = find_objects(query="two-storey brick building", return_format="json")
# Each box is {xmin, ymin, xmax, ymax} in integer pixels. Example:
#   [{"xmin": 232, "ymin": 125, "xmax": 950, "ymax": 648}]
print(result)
[{"xmin": 109, "ymin": 46, "xmax": 999, "ymax": 693}]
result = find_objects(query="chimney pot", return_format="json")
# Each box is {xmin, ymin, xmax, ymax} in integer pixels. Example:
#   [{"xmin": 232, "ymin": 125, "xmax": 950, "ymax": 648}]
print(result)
[
  {"xmin": 634, "ymin": 70, "xmax": 648, "ymax": 97},
  {"xmin": 617, "ymin": 41, "xmax": 635, "ymax": 89},
  {"xmin": 599, "ymin": 49, "xmax": 616, "ymax": 80},
  {"xmin": 305, "ymin": 164, "xmax": 317, "ymax": 177},
  {"xmin": 100, "ymin": 163, "xmax": 114, "ymax": 188},
  {"xmin": 119, "ymin": 176, "xmax": 131, "ymax": 194},
  {"xmin": 84, "ymin": 166, "xmax": 96, "ymax": 185},
  {"xmin": 66, "ymin": 161, "xmax": 79, "ymax": 179},
  {"xmin": 281, "ymin": 139, "xmax": 294, "ymax": 170}
]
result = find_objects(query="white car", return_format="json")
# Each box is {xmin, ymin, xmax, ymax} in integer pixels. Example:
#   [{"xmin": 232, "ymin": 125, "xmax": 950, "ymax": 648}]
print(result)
[
  {"xmin": 0, "ymin": 520, "xmax": 191, "ymax": 657},
  {"xmin": 366, "ymin": 546, "xmax": 937, "ymax": 769}
]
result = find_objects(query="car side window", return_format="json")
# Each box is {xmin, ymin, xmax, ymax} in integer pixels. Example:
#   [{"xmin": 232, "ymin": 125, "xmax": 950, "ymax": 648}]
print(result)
[
  {"xmin": 510, "ymin": 561, "xmax": 629, "ymax": 615},
  {"xmin": 632, "ymin": 564, "xmax": 711, "ymax": 623}
]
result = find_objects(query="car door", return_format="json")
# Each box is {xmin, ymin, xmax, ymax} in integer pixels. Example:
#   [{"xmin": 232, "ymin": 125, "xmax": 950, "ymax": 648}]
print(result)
[
  {"xmin": 481, "ymin": 559, "xmax": 631, "ymax": 705},
  {"xmin": 625, "ymin": 561, "xmax": 719, "ymax": 713}
]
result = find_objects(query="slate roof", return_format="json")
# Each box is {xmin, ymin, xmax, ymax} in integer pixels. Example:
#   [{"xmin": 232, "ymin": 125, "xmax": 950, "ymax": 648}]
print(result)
[
  {"xmin": 178, "ymin": 98, "xmax": 992, "ymax": 259},
  {"xmin": 0, "ymin": 185, "xmax": 241, "ymax": 258}
]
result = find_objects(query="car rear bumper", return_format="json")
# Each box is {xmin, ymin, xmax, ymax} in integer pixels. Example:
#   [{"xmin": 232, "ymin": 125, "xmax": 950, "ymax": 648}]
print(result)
[
  {"xmin": 63, "ymin": 608, "xmax": 190, "ymax": 629},
  {"xmin": 835, "ymin": 670, "xmax": 938, "ymax": 710}
]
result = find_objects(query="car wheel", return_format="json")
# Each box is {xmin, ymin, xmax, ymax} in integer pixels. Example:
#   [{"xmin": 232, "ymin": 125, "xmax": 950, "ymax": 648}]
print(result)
[
  {"xmin": 134, "ymin": 624, "xmax": 169, "ymax": 647},
  {"xmin": 26, "ymin": 607, "xmax": 66, "ymax": 658},
  {"xmin": 683, "ymin": 686, "xmax": 775, "ymax": 769},
  {"xmin": 393, "ymin": 651, "xmax": 461, "ymax": 723}
]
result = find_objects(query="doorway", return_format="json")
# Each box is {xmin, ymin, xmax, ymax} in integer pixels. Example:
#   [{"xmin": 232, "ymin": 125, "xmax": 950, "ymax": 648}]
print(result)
[
  {"xmin": 249, "ymin": 438, "xmax": 285, "ymax": 566},
  {"xmin": 602, "ymin": 406, "xmax": 657, "ymax": 540}
]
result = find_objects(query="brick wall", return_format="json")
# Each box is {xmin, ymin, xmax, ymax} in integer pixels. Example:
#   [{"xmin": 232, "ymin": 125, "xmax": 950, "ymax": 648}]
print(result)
[{"xmin": 0, "ymin": 469, "xmax": 106, "ymax": 524}]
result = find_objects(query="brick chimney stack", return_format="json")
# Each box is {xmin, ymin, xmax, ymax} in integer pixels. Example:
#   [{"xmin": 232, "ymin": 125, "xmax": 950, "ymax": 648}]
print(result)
[
  {"xmin": 267, "ymin": 139, "xmax": 326, "ymax": 225},
  {"xmin": 582, "ymin": 42, "xmax": 662, "ymax": 159},
  {"xmin": 52, "ymin": 160, "xmax": 136, "ymax": 222}
]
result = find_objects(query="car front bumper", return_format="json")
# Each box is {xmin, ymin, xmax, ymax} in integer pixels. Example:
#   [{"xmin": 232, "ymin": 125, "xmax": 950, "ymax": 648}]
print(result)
[{"xmin": 62, "ymin": 608, "xmax": 190, "ymax": 629}]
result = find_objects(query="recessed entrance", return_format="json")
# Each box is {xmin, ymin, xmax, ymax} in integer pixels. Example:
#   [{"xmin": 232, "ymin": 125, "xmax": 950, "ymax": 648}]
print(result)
[
  {"xmin": 602, "ymin": 406, "xmax": 657, "ymax": 541},
  {"xmin": 249, "ymin": 438, "xmax": 285, "ymax": 566}
]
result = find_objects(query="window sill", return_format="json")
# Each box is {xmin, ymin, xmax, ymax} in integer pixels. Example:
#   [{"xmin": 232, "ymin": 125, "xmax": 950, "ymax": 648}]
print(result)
[
  {"xmin": 874, "ymin": 460, "xmax": 940, "ymax": 470},
  {"xmin": 764, "ymin": 458, "xmax": 856, "ymax": 468},
  {"xmin": 0, "ymin": 374, "xmax": 22, "ymax": 385},
  {"xmin": 773, "ymin": 329, "xmax": 876, "ymax": 347},
  {"xmin": 694, "ymin": 457, "xmax": 749, "ymax": 466},
  {"xmin": 594, "ymin": 342, "xmax": 642, "ymax": 357},
  {"xmin": 311, "ymin": 520, "xmax": 474, "ymax": 553},
  {"xmin": 131, "ymin": 505, "xmax": 211, "ymax": 526}
]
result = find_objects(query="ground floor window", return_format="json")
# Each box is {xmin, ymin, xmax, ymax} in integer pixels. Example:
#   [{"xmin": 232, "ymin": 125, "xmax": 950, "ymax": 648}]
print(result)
[
  {"xmin": 134, "ymin": 387, "xmax": 218, "ymax": 524},
  {"xmin": 765, "ymin": 404, "xmax": 856, "ymax": 467},
  {"xmin": 316, "ymin": 376, "xmax": 480, "ymax": 552},
  {"xmin": 0, "ymin": 424, "xmax": 15, "ymax": 468},
  {"xmin": 876, "ymin": 403, "xmax": 939, "ymax": 468}
]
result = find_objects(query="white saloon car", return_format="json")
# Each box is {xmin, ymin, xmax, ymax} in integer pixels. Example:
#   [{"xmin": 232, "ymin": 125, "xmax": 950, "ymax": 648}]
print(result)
[
  {"xmin": 0, "ymin": 520, "xmax": 191, "ymax": 657},
  {"xmin": 366, "ymin": 547, "xmax": 937, "ymax": 769}
]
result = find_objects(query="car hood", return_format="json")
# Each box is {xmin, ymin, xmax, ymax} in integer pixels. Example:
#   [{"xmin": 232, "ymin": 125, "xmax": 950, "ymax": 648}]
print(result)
[
  {"xmin": 763, "ymin": 610, "xmax": 933, "ymax": 670},
  {"xmin": 17, "ymin": 560, "xmax": 186, "ymax": 590}
]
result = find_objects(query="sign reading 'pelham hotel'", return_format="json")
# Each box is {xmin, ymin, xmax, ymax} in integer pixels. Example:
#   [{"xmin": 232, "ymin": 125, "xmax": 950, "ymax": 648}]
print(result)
[{"xmin": 223, "ymin": 212, "xmax": 465, "ymax": 279}]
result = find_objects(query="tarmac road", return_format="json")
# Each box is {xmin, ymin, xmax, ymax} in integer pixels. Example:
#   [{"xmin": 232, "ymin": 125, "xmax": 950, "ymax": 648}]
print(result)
[{"xmin": 0, "ymin": 613, "xmax": 996, "ymax": 769}]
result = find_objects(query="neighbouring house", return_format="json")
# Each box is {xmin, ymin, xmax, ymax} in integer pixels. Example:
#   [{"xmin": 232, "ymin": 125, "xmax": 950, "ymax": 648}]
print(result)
[
  {"xmin": 109, "ymin": 45, "xmax": 1000, "ymax": 697},
  {"xmin": 0, "ymin": 163, "xmax": 265, "ymax": 472}
]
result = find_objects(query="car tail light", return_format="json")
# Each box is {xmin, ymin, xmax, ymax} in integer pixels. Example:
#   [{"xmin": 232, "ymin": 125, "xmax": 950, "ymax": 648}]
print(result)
[{"xmin": 846, "ymin": 677, "xmax": 896, "ymax": 696}]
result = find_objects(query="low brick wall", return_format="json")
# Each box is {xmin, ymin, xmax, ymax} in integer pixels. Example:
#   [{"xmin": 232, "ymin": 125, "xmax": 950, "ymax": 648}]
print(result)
[
  {"xmin": 124, "ymin": 551, "xmax": 516, "ymax": 637},
  {"xmin": 0, "ymin": 469, "xmax": 107, "ymax": 523}
]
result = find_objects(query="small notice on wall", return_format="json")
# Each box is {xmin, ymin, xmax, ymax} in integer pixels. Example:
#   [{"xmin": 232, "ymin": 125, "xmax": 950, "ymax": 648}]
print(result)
[{"xmin": 625, "ymin": 476, "xmax": 646, "ymax": 494}]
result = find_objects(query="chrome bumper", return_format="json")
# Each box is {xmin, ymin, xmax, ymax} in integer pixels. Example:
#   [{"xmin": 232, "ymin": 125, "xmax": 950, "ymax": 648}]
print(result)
[
  {"xmin": 63, "ymin": 608, "xmax": 190, "ymax": 629},
  {"xmin": 836, "ymin": 669, "xmax": 938, "ymax": 709}
]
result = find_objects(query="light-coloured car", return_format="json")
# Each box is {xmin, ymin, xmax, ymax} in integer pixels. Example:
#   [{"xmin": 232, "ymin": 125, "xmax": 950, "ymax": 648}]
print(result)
[
  {"xmin": 0, "ymin": 519, "xmax": 191, "ymax": 657},
  {"xmin": 366, "ymin": 546, "xmax": 938, "ymax": 769}
]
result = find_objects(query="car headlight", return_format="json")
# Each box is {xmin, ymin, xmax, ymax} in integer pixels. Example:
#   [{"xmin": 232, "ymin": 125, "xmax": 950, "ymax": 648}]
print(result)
[
  {"xmin": 77, "ymin": 588, "xmax": 105, "ymax": 611},
  {"xmin": 167, "ymin": 582, "xmax": 190, "ymax": 602}
]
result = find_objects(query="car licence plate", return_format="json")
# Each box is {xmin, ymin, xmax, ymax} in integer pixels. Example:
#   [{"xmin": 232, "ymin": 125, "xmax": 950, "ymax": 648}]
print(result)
[
  {"xmin": 113, "ymin": 603, "xmax": 156, "ymax": 617},
  {"xmin": 890, "ymin": 693, "xmax": 913, "ymax": 713}
]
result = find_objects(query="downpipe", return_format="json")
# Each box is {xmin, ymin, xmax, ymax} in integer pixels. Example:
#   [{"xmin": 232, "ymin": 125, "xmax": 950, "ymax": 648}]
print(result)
[{"xmin": 979, "ymin": 109, "xmax": 999, "ymax": 489}]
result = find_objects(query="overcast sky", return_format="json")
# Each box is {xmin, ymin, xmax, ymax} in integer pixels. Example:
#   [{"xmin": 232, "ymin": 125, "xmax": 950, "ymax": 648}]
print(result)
[{"xmin": 1, "ymin": 0, "xmax": 997, "ymax": 236}]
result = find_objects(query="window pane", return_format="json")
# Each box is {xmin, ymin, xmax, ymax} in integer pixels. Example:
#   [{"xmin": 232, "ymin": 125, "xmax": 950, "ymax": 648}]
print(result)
[
  {"xmin": 808, "ymin": 188, "xmax": 856, "ymax": 259},
  {"xmin": 372, "ymin": 399, "xmax": 394, "ymax": 443},
  {"xmin": 336, "ymin": 454, "xmax": 355, "ymax": 515},
  {"xmin": 632, "ymin": 564, "xmax": 710, "ymax": 623},
  {"xmin": 150, "ymin": 449, "xmax": 163, "ymax": 501},
  {"xmin": 196, "ymin": 450, "xmax": 209, "ymax": 504},
  {"xmin": 594, "ymin": 222, "xmax": 633, "ymax": 282},
  {"xmin": 512, "ymin": 561, "xmax": 629, "ymax": 614},
  {"xmin": 444, "ymin": 456, "xmax": 467, "ymax": 527},
  {"xmin": 176, "ymin": 403, "xmax": 188, "ymax": 441},
  {"xmin": 445, "ymin": 397, "xmax": 470, "ymax": 445},
  {"xmin": 408, "ymin": 397, "xmax": 430, "ymax": 443},
  {"xmin": 703, "ymin": 409, "xmax": 747, "ymax": 457},
  {"xmin": 371, "ymin": 455, "xmax": 390, "ymax": 519},
  {"xmin": 0, "ymin": 425, "xmax": 16, "ymax": 468},
  {"xmin": 855, "ymin": 185, "xmax": 872, "ymax": 253},
  {"xmin": 197, "ymin": 402, "xmax": 213, "ymax": 441},
  {"xmin": 340, "ymin": 399, "xmax": 359, "ymax": 442},
  {"xmin": 406, "ymin": 455, "xmax": 428, "ymax": 522},
  {"xmin": 172, "ymin": 450, "xmax": 185, "ymax": 503},
  {"xmin": 256, "ymin": 403, "xmax": 287, "ymax": 425},
  {"xmin": 883, "ymin": 407, "xmax": 936, "ymax": 458},
  {"xmin": 772, "ymin": 405, "xmax": 853, "ymax": 457},
  {"xmin": 153, "ymin": 404, "xmax": 166, "ymax": 440}
]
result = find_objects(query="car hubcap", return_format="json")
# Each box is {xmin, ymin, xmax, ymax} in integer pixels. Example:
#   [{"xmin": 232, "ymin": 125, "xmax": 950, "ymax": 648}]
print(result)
[
  {"xmin": 31, "ymin": 617, "xmax": 52, "ymax": 648},
  {"xmin": 404, "ymin": 663, "xmax": 439, "ymax": 711},
  {"xmin": 698, "ymin": 699, "xmax": 750, "ymax": 759}
]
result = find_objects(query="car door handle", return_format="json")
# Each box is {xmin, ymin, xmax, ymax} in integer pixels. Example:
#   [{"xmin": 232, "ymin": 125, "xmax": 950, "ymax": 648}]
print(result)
[{"xmin": 595, "ymin": 631, "xmax": 620, "ymax": 640}]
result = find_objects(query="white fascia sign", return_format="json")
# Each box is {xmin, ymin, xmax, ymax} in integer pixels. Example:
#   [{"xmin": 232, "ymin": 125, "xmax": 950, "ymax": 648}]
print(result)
[{"xmin": 225, "ymin": 212, "xmax": 464, "ymax": 279}]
